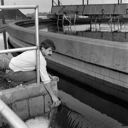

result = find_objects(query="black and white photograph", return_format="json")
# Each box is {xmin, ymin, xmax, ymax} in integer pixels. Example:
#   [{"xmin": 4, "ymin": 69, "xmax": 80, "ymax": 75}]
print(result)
[{"xmin": 0, "ymin": 0, "xmax": 128, "ymax": 128}]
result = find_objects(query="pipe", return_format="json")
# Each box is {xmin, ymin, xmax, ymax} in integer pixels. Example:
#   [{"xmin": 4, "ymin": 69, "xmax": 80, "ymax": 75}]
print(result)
[
  {"xmin": 35, "ymin": 6, "xmax": 40, "ymax": 86},
  {"xmin": 87, "ymin": 0, "xmax": 89, "ymax": 5},
  {"xmin": 1, "ymin": 0, "xmax": 7, "ymax": 50},
  {"xmin": 0, "ymin": 5, "xmax": 37, "ymax": 9},
  {"xmin": 0, "ymin": 46, "xmax": 37, "ymax": 54},
  {"xmin": 0, "ymin": 99, "xmax": 28, "ymax": 128},
  {"xmin": 82, "ymin": 0, "xmax": 84, "ymax": 5}
]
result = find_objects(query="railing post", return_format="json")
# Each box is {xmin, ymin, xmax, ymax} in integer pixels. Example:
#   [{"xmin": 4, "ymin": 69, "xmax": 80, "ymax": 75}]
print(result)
[
  {"xmin": 1, "ymin": 0, "xmax": 7, "ymax": 49},
  {"xmin": 82, "ymin": 0, "xmax": 84, "ymax": 5},
  {"xmin": 35, "ymin": 6, "xmax": 40, "ymax": 86},
  {"xmin": 52, "ymin": 0, "xmax": 54, "ymax": 7},
  {"xmin": 0, "ymin": 5, "xmax": 40, "ymax": 128},
  {"xmin": 87, "ymin": 0, "xmax": 89, "ymax": 5}
]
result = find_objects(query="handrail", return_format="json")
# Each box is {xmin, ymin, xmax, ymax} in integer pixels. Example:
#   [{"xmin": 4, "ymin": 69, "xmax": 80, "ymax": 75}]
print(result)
[
  {"xmin": 0, "ymin": 5, "xmax": 37, "ymax": 9},
  {"xmin": 0, "ymin": 5, "xmax": 40, "ymax": 85},
  {"xmin": 0, "ymin": 5, "xmax": 40, "ymax": 128},
  {"xmin": 0, "ymin": 46, "xmax": 37, "ymax": 54},
  {"xmin": 35, "ymin": 6, "xmax": 40, "ymax": 85}
]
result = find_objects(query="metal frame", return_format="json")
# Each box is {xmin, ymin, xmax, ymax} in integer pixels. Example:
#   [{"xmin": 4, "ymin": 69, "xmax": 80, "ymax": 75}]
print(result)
[
  {"xmin": 0, "ymin": 5, "xmax": 40, "ymax": 86},
  {"xmin": 52, "ymin": 0, "xmax": 123, "ymax": 6},
  {"xmin": 0, "ymin": 5, "xmax": 40, "ymax": 128}
]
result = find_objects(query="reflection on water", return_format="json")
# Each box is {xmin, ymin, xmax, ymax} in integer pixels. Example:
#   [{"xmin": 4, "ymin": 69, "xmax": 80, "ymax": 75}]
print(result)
[
  {"xmin": 39, "ymin": 23, "xmax": 128, "ymax": 33},
  {"xmin": 39, "ymin": 22, "xmax": 128, "ymax": 42},
  {"xmin": 63, "ymin": 23, "xmax": 128, "ymax": 32}
]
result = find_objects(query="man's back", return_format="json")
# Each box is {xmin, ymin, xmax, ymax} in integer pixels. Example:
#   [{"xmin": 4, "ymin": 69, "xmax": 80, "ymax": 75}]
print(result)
[
  {"xmin": 9, "ymin": 50, "xmax": 36, "ymax": 72},
  {"xmin": 9, "ymin": 50, "xmax": 46, "ymax": 72}
]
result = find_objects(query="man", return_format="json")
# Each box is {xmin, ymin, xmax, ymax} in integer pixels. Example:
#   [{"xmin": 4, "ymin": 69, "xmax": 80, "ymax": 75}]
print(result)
[{"xmin": 1, "ymin": 39, "xmax": 61, "ymax": 107}]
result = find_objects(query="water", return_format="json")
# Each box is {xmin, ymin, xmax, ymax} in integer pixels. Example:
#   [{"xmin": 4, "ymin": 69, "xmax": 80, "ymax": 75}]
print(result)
[{"xmin": 49, "ymin": 69, "xmax": 128, "ymax": 127}]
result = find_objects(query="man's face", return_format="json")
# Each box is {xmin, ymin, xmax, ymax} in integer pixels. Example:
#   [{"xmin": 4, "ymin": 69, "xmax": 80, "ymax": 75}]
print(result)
[{"xmin": 41, "ymin": 47, "xmax": 53, "ymax": 57}]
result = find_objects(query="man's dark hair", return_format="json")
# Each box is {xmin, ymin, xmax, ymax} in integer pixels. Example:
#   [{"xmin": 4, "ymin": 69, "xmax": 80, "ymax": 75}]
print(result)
[{"xmin": 40, "ymin": 39, "xmax": 56, "ymax": 51}]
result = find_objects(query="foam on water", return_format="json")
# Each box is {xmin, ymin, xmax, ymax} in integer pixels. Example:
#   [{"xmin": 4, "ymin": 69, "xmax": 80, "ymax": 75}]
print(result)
[{"xmin": 25, "ymin": 116, "xmax": 50, "ymax": 128}]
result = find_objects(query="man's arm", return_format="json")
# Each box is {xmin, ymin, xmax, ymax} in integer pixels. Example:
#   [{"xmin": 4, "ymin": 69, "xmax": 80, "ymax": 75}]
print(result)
[
  {"xmin": 44, "ymin": 82, "xmax": 61, "ymax": 107},
  {"xmin": 39, "ymin": 54, "xmax": 61, "ymax": 107}
]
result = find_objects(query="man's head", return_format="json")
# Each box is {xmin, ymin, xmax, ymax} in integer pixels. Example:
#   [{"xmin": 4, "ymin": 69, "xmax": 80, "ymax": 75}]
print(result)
[{"xmin": 40, "ymin": 39, "xmax": 56, "ymax": 56}]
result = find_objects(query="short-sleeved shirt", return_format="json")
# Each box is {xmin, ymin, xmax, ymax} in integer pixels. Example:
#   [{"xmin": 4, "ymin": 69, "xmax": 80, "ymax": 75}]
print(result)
[{"xmin": 9, "ymin": 50, "xmax": 51, "ymax": 84}]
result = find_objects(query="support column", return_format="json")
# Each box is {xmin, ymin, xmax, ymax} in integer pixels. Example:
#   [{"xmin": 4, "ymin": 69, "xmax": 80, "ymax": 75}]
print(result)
[{"xmin": 1, "ymin": 0, "xmax": 7, "ymax": 49}]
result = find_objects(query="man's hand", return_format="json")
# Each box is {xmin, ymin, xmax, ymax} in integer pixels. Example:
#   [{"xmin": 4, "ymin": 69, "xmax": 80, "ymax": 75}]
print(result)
[
  {"xmin": 51, "ymin": 96, "xmax": 61, "ymax": 108},
  {"xmin": 49, "ymin": 75, "xmax": 59, "ymax": 82},
  {"xmin": 43, "ymin": 82, "xmax": 61, "ymax": 108}
]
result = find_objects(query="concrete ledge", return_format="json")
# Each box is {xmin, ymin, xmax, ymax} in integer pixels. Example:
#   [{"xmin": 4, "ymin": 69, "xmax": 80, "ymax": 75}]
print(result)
[
  {"xmin": 7, "ymin": 21, "xmax": 128, "ymax": 73},
  {"xmin": 47, "ymin": 53, "xmax": 128, "ymax": 102}
]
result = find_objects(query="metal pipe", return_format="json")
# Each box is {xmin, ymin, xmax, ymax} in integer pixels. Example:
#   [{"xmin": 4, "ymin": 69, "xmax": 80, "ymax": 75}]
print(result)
[
  {"xmin": 82, "ymin": 0, "xmax": 84, "ymax": 5},
  {"xmin": 0, "ymin": 99, "xmax": 28, "ymax": 128},
  {"xmin": 35, "ymin": 6, "xmax": 40, "ymax": 86},
  {"xmin": 0, "ymin": 5, "xmax": 37, "ymax": 9},
  {"xmin": 87, "ymin": 0, "xmax": 89, "ymax": 5},
  {"xmin": 52, "ymin": 0, "xmax": 54, "ymax": 7},
  {"xmin": 0, "ymin": 46, "xmax": 37, "ymax": 54},
  {"xmin": 1, "ymin": 0, "xmax": 7, "ymax": 50},
  {"xmin": 58, "ymin": 0, "xmax": 59, "ymax": 6}
]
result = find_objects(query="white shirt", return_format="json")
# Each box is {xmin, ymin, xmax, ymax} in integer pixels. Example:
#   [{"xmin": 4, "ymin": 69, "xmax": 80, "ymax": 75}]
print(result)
[{"xmin": 9, "ymin": 50, "xmax": 51, "ymax": 84}]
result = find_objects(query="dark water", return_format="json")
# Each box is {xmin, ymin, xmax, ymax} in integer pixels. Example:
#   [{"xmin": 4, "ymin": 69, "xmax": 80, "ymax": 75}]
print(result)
[
  {"xmin": 49, "ymin": 69, "xmax": 128, "ymax": 127},
  {"xmin": 50, "ymin": 104, "xmax": 91, "ymax": 128}
]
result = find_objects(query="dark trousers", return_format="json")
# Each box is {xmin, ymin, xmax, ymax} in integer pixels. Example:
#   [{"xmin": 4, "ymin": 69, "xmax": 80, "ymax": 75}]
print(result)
[
  {"xmin": 0, "ymin": 54, "xmax": 37, "ymax": 85},
  {"xmin": 5, "ymin": 70, "xmax": 37, "ymax": 84}
]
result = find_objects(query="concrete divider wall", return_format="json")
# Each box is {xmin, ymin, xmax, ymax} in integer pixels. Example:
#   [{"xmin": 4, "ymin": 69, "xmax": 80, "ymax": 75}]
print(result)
[{"xmin": 7, "ymin": 22, "xmax": 128, "ymax": 73}]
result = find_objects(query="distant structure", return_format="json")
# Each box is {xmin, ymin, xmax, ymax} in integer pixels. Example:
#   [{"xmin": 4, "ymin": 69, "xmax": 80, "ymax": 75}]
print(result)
[
  {"xmin": 0, "ymin": 9, "xmax": 27, "ymax": 20},
  {"xmin": 0, "ymin": 9, "xmax": 27, "ymax": 49}
]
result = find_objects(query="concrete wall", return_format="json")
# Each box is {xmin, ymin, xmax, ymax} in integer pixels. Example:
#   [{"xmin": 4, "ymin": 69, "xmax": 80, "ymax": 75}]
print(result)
[
  {"xmin": 0, "ymin": 83, "xmax": 53, "ymax": 127},
  {"xmin": 7, "ymin": 22, "xmax": 128, "ymax": 74}
]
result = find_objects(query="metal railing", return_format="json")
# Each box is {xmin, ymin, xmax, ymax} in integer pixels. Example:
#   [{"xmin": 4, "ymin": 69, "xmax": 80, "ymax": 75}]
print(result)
[
  {"xmin": 0, "ymin": 5, "xmax": 40, "ymax": 85},
  {"xmin": 0, "ymin": 5, "xmax": 40, "ymax": 128}
]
